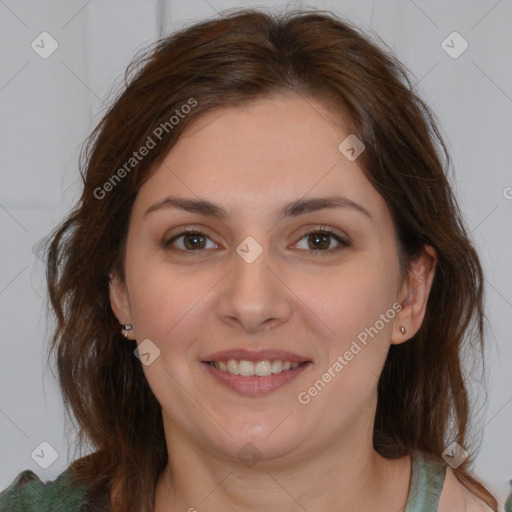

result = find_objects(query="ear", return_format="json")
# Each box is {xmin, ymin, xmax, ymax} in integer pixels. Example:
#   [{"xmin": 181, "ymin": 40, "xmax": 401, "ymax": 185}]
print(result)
[
  {"xmin": 391, "ymin": 244, "xmax": 437, "ymax": 345},
  {"xmin": 108, "ymin": 273, "xmax": 135, "ymax": 339}
]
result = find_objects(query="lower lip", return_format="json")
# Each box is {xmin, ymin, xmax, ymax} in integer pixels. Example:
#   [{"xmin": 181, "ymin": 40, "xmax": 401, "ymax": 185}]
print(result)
[{"xmin": 201, "ymin": 361, "xmax": 312, "ymax": 396}]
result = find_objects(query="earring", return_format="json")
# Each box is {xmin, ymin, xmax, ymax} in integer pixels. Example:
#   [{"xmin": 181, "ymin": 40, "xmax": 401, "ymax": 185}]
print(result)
[
  {"xmin": 399, "ymin": 326, "xmax": 406, "ymax": 335},
  {"xmin": 121, "ymin": 324, "xmax": 132, "ymax": 339}
]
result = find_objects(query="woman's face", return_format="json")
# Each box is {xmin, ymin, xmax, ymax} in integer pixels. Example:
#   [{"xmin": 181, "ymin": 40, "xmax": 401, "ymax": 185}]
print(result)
[{"xmin": 110, "ymin": 92, "xmax": 433, "ymax": 465}]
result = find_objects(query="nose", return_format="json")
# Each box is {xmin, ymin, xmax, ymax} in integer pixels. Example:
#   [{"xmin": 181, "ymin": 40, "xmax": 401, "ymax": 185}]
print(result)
[{"xmin": 217, "ymin": 243, "xmax": 293, "ymax": 334}]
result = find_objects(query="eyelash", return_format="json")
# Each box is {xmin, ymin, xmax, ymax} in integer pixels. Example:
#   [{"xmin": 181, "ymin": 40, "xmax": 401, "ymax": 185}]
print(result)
[{"xmin": 163, "ymin": 226, "xmax": 350, "ymax": 257}]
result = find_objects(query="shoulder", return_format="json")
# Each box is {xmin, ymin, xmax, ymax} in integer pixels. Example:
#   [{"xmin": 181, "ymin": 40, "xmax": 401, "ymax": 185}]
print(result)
[
  {"xmin": 0, "ymin": 467, "xmax": 91, "ymax": 512},
  {"xmin": 438, "ymin": 466, "xmax": 495, "ymax": 512}
]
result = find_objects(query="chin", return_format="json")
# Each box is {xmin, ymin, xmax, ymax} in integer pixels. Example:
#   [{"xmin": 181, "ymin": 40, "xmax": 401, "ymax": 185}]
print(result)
[{"xmin": 208, "ymin": 427, "xmax": 305, "ymax": 466}]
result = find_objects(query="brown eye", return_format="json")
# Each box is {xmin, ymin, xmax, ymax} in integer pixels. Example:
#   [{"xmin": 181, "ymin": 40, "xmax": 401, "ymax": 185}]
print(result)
[
  {"xmin": 164, "ymin": 230, "xmax": 216, "ymax": 252},
  {"xmin": 307, "ymin": 232, "xmax": 331, "ymax": 250},
  {"xmin": 294, "ymin": 229, "xmax": 349, "ymax": 254},
  {"xmin": 181, "ymin": 232, "xmax": 207, "ymax": 250}
]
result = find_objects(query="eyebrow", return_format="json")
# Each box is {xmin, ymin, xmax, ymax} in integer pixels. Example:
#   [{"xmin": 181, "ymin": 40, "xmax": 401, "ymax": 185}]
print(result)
[{"xmin": 143, "ymin": 195, "xmax": 374, "ymax": 223}]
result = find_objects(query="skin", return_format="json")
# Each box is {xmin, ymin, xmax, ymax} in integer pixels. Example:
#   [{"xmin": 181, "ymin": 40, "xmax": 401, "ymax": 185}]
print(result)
[{"xmin": 109, "ymin": 91, "xmax": 437, "ymax": 512}]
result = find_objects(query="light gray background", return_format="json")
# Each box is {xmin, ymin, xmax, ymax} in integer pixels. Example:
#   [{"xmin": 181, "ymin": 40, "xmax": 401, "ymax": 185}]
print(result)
[{"xmin": 0, "ymin": 0, "xmax": 511, "ymax": 509}]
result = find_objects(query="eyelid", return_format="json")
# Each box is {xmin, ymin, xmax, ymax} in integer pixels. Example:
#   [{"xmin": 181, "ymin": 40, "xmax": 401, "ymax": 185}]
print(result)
[
  {"xmin": 290, "ymin": 225, "xmax": 350, "ymax": 253},
  {"xmin": 294, "ymin": 224, "xmax": 348, "ymax": 242},
  {"xmin": 163, "ymin": 225, "xmax": 219, "ymax": 248},
  {"xmin": 163, "ymin": 224, "xmax": 350, "ymax": 255}
]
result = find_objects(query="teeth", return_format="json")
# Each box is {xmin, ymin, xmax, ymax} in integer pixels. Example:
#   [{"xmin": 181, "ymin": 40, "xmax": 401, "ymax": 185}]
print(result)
[
  {"xmin": 239, "ymin": 360, "xmax": 255, "ymax": 377},
  {"xmin": 254, "ymin": 360, "xmax": 272, "ymax": 376},
  {"xmin": 271, "ymin": 360, "xmax": 283, "ymax": 373},
  {"xmin": 226, "ymin": 359, "xmax": 239, "ymax": 375},
  {"xmin": 211, "ymin": 359, "xmax": 302, "ymax": 376}
]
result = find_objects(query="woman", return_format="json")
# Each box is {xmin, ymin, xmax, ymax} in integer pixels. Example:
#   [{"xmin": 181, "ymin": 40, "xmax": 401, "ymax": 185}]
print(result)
[{"xmin": 0, "ymin": 8, "xmax": 501, "ymax": 512}]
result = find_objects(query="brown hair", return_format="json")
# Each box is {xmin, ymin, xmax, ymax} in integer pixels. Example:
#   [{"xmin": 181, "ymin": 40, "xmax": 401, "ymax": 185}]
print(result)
[{"xmin": 45, "ymin": 7, "xmax": 497, "ymax": 512}]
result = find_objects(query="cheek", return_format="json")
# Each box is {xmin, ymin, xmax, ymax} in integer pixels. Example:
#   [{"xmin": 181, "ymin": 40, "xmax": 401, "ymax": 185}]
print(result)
[
  {"xmin": 298, "ymin": 266, "xmax": 398, "ymax": 408},
  {"xmin": 126, "ymin": 257, "xmax": 217, "ymax": 345},
  {"xmin": 296, "ymin": 263, "xmax": 399, "ymax": 408},
  {"xmin": 296, "ymin": 257, "xmax": 399, "ymax": 341}
]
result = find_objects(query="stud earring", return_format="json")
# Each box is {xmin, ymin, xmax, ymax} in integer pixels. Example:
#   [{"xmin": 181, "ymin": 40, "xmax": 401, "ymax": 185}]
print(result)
[
  {"xmin": 399, "ymin": 326, "xmax": 406, "ymax": 335},
  {"xmin": 121, "ymin": 324, "xmax": 133, "ymax": 339}
]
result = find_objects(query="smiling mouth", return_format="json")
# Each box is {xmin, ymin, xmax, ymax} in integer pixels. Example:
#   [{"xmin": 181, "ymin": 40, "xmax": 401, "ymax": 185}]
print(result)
[{"xmin": 204, "ymin": 359, "xmax": 310, "ymax": 377}]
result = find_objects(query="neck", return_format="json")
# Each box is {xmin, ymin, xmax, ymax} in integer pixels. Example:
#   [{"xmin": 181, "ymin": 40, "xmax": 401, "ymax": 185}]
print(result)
[{"xmin": 154, "ymin": 427, "xmax": 412, "ymax": 512}]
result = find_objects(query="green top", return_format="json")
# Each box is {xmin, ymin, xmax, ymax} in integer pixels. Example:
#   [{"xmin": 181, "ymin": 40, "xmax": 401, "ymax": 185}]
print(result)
[
  {"xmin": 0, "ymin": 467, "xmax": 92, "ymax": 511},
  {"xmin": 0, "ymin": 451, "xmax": 505, "ymax": 511},
  {"xmin": 405, "ymin": 451, "xmax": 446, "ymax": 512}
]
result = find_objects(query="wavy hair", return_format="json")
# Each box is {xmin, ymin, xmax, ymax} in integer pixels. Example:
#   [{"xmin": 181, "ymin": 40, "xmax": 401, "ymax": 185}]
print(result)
[{"xmin": 45, "ymin": 8, "xmax": 497, "ymax": 512}]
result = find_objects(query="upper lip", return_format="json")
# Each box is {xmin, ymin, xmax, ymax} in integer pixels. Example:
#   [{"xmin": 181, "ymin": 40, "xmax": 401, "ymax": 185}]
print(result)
[{"xmin": 202, "ymin": 349, "xmax": 311, "ymax": 363}]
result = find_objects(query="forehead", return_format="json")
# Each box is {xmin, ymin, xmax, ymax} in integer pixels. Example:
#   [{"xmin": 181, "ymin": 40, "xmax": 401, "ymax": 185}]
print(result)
[{"xmin": 133, "ymin": 92, "xmax": 390, "ymax": 226}]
